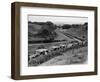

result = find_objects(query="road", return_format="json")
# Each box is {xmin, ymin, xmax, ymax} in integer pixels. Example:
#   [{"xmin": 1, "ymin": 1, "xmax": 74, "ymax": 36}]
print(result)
[{"xmin": 59, "ymin": 30, "xmax": 84, "ymax": 42}]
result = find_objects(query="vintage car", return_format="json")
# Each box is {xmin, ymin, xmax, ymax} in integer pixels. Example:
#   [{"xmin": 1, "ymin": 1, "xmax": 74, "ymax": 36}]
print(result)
[
  {"xmin": 49, "ymin": 46, "xmax": 58, "ymax": 53},
  {"xmin": 29, "ymin": 49, "xmax": 48, "ymax": 60},
  {"xmin": 67, "ymin": 43, "xmax": 73, "ymax": 49},
  {"xmin": 59, "ymin": 44, "xmax": 67, "ymax": 51}
]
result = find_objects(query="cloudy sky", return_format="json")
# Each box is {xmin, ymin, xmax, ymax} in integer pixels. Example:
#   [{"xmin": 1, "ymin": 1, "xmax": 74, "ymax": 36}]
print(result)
[{"xmin": 28, "ymin": 15, "xmax": 88, "ymax": 25}]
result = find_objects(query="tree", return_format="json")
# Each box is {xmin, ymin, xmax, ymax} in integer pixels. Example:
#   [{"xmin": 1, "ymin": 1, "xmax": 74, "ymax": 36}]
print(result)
[
  {"xmin": 84, "ymin": 22, "xmax": 88, "ymax": 30},
  {"xmin": 62, "ymin": 24, "xmax": 71, "ymax": 29},
  {"xmin": 38, "ymin": 21, "xmax": 57, "ymax": 40}
]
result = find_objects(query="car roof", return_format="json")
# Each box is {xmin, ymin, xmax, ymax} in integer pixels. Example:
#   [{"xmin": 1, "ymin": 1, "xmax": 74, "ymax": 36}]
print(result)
[{"xmin": 36, "ymin": 49, "xmax": 48, "ymax": 52}]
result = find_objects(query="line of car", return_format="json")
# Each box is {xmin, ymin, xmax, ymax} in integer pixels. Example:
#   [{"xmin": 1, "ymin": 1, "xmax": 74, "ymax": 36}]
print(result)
[{"xmin": 29, "ymin": 40, "xmax": 87, "ymax": 61}]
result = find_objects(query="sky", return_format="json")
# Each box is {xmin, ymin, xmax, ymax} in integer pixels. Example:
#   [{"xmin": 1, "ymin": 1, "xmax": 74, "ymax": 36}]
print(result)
[{"xmin": 28, "ymin": 15, "xmax": 88, "ymax": 25}]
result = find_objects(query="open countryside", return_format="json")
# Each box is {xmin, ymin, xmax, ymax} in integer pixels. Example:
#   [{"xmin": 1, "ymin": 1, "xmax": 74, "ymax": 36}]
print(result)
[{"xmin": 28, "ymin": 20, "xmax": 88, "ymax": 66}]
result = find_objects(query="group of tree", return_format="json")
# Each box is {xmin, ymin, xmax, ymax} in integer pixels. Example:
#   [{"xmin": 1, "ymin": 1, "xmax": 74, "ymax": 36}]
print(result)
[
  {"xmin": 28, "ymin": 21, "xmax": 57, "ymax": 41},
  {"xmin": 28, "ymin": 21, "xmax": 88, "ymax": 41}
]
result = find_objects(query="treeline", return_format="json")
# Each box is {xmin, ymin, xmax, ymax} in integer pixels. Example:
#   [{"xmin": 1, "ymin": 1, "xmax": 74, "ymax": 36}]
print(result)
[
  {"xmin": 57, "ymin": 23, "xmax": 88, "ymax": 30},
  {"xmin": 29, "ymin": 21, "xmax": 88, "ymax": 30}
]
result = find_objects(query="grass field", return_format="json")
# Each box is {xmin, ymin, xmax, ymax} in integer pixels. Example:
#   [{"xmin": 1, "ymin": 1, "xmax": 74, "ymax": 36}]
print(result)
[{"xmin": 37, "ymin": 46, "xmax": 87, "ymax": 66}]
